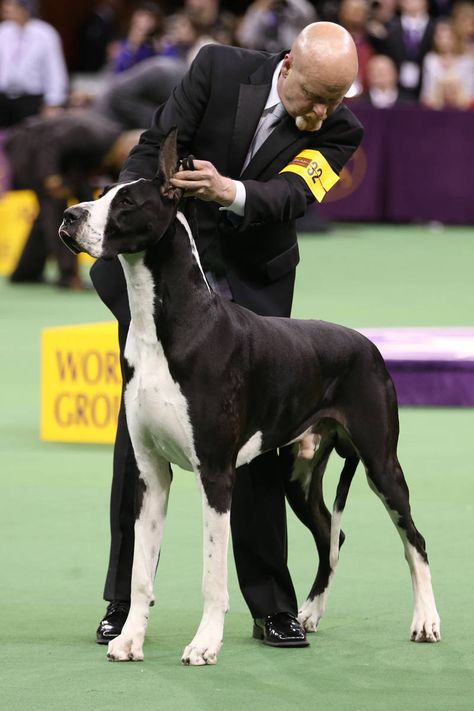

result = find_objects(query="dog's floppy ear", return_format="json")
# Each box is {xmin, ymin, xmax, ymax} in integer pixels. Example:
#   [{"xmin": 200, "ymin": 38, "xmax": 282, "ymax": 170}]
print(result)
[{"xmin": 154, "ymin": 127, "xmax": 181, "ymax": 201}]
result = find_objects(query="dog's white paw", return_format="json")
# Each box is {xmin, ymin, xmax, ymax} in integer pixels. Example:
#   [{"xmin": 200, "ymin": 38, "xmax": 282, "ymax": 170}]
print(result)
[
  {"xmin": 107, "ymin": 633, "xmax": 145, "ymax": 661},
  {"xmin": 298, "ymin": 598, "xmax": 323, "ymax": 633},
  {"xmin": 410, "ymin": 611, "xmax": 441, "ymax": 643},
  {"xmin": 181, "ymin": 640, "xmax": 220, "ymax": 666}
]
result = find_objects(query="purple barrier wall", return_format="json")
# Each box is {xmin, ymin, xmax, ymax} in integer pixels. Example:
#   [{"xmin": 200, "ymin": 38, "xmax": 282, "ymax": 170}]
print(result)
[
  {"xmin": 1, "ymin": 108, "xmax": 472, "ymax": 223},
  {"xmin": 308, "ymin": 105, "xmax": 474, "ymax": 226}
]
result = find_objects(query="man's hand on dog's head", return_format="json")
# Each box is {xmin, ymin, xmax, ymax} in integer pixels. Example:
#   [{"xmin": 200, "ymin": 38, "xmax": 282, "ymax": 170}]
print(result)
[{"xmin": 170, "ymin": 159, "xmax": 236, "ymax": 206}]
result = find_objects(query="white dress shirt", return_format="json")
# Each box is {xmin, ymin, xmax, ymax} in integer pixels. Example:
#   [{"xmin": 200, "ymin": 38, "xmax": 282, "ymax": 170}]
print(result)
[
  {"xmin": 0, "ymin": 19, "xmax": 68, "ymax": 106},
  {"xmin": 421, "ymin": 52, "xmax": 474, "ymax": 104},
  {"xmin": 400, "ymin": 13, "xmax": 430, "ymax": 38},
  {"xmin": 369, "ymin": 87, "xmax": 399, "ymax": 108}
]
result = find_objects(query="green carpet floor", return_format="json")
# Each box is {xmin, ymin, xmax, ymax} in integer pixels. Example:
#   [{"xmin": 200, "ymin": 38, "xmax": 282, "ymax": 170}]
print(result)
[{"xmin": 1, "ymin": 223, "xmax": 473, "ymax": 710}]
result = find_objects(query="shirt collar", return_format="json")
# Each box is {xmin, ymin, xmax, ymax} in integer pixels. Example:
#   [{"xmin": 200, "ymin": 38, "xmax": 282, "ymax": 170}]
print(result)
[
  {"xmin": 369, "ymin": 87, "xmax": 398, "ymax": 108},
  {"xmin": 265, "ymin": 59, "xmax": 284, "ymax": 110},
  {"xmin": 401, "ymin": 14, "xmax": 429, "ymax": 33}
]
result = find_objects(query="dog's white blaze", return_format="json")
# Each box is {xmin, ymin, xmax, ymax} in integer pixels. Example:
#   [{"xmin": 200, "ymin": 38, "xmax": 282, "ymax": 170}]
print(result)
[
  {"xmin": 75, "ymin": 181, "xmax": 142, "ymax": 257},
  {"xmin": 236, "ymin": 431, "xmax": 262, "ymax": 467},
  {"xmin": 119, "ymin": 254, "xmax": 199, "ymax": 472},
  {"xmin": 176, "ymin": 211, "xmax": 211, "ymax": 292}
]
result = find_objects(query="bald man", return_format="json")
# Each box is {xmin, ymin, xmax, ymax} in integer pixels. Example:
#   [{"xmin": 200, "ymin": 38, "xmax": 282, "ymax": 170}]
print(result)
[{"xmin": 92, "ymin": 22, "xmax": 363, "ymax": 648}]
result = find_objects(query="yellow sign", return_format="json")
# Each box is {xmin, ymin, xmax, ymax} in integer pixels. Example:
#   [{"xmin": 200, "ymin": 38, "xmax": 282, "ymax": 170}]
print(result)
[
  {"xmin": 280, "ymin": 149, "xmax": 340, "ymax": 202},
  {"xmin": 79, "ymin": 252, "xmax": 95, "ymax": 266},
  {"xmin": 41, "ymin": 321, "xmax": 121, "ymax": 444},
  {"xmin": 0, "ymin": 190, "xmax": 94, "ymax": 276},
  {"xmin": 0, "ymin": 190, "xmax": 38, "ymax": 275}
]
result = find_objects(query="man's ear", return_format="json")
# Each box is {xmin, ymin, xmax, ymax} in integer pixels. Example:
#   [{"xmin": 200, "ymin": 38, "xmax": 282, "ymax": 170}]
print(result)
[
  {"xmin": 281, "ymin": 54, "xmax": 292, "ymax": 78},
  {"xmin": 154, "ymin": 127, "xmax": 181, "ymax": 200}
]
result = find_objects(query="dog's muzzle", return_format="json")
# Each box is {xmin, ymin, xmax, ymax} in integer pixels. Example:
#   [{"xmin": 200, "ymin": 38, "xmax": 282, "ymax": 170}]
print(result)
[{"xmin": 59, "ymin": 206, "xmax": 87, "ymax": 254}]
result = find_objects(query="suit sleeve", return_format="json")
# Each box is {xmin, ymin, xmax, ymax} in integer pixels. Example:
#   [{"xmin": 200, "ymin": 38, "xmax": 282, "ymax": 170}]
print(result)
[
  {"xmin": 119, "ymin": 46, "xmax": 213, "ymax": 181},
  {"xmin": 240, "ymin": 108, "xmax": 363, "ymax": 229}
]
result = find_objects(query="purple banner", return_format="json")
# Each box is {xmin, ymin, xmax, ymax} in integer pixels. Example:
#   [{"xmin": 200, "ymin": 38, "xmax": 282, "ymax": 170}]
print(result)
[
  {"xmin": 359, "ymin": 327, "xmax": 474, "ymax": 407},
  {"xmin": 309, "ymin": 105, "xmax": 474, "ymax": 226}
]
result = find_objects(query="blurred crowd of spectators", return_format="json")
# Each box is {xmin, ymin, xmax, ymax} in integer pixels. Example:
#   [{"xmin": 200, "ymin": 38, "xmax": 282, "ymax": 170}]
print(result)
[
  {"xmin": 67, "ymin": 0, "xmax": 474, "ymax": 111},
  {"xmin": 1, "ymin": 0, "xmax": 473, "ymax": 287},
  {"xmin": 1, "ymin": 0, "xmax": 473, "ymax": 128}
]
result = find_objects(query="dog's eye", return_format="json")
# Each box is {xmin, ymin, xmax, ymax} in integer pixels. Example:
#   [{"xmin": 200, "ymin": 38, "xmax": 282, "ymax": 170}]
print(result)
[{"xmin": 118, "ymin": 194, "xmax": 135, "ymax": 207}]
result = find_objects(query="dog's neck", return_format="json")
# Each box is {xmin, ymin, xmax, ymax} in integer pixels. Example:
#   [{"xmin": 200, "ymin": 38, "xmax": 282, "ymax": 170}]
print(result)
[{"xmin": 119, "ymin": 210, "xmax": 216, "ymax": 346}]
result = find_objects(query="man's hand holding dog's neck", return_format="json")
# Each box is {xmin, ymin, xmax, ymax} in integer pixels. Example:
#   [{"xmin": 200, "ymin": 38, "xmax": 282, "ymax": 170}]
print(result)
[{"xmin": 170, "ymin": 159, "xmax": 236, "ymax": 206}]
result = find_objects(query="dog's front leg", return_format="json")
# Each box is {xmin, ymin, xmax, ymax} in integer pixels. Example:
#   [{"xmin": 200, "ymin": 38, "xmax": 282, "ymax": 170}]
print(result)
[
  {"xmin": 107, "ymin": 451, "xmax": 171, "ymax": 662},
  {"xmin": 181, "ymin": 468, "xmax": 233, "ymax": 666}
]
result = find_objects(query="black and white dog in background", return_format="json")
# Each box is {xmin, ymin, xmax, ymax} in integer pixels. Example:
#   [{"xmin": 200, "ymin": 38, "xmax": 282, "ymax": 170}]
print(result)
[{"xmin": 59, "ymin": 129, "xmax": 440, "ymax": 666}]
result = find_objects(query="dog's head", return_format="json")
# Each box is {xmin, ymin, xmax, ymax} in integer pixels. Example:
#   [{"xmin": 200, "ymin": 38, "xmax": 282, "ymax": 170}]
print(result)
[{"xmin": 59, "ymin": 128, "xmax": 183, "ymax": 260}]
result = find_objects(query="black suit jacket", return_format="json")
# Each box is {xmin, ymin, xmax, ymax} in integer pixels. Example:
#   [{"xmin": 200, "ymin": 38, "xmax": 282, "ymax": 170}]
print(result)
[{"xmin": 91, "ymin": 44, "xmax": 363, "ymax": 319}]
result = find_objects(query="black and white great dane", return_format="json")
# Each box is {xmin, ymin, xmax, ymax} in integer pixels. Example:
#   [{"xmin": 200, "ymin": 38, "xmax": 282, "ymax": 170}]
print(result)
[{"xmin": 59, "ymin": 129, "xmax": 440, "ymax": 666}]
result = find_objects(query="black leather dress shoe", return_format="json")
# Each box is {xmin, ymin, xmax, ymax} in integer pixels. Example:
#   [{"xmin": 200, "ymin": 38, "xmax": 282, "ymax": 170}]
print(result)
[
  {"xmin": 252, "ymin": 612, "xmax": 309, "ymax": 647},
  {"xmin": 96, "ymin": 601, "xmax": 130, "ymax": 645}
]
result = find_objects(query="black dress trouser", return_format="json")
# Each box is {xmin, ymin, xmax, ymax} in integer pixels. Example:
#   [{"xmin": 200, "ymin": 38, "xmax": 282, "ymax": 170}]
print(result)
[
  {"xmin": 0, "ymin": 92, "xmax": 42, "ymax": 128},
  {"xmin": 103, "ymin": 321, "xmax": 298, "ymax": 619}
]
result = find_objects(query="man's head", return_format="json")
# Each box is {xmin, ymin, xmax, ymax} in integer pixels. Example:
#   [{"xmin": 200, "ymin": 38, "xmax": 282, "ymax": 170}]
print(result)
[
  {"xmin": 366, "ymin": 54, "xmax": 398, "ymax": 91},
  {"xmin": 338, "ymin": 0, "xmax": 370, "ymax": 34},
  {"xmin": 399, "ymin": 0, "xmax": 428, "ymax": 18},
  {"xmin": 1, "ymin": 0, "xmax": 37, "ymax": 23},
  {"xmin": 277, "ymin": 22, "xmax": 358, "ymax": 132},
  {"xmin": 185, "ymin": 0, "xmax": 219, "ymax": 25},
  {"xmin": 370, "ymin": 0, "xmax": 397, "ymax": 24},
  {"xmin": 433, "ymin": 19, "xmax": 463, "ymax": 55},
  {"xmin": 129, "ymin": 2, "xmax": 162, "ymax": 37}
]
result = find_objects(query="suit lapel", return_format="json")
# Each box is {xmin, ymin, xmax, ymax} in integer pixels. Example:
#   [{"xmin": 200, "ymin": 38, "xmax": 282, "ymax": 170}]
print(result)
[
  {"xmin": 391, "ymin": 20, "xmax": 406, "ymax": 61},
  {"xmin": 229, "ymin": 83, "xmax": 269, "ymax": 176},
  {"xmin": 229, "ymin": 52, "xmax": 286, "ymax": 177}
]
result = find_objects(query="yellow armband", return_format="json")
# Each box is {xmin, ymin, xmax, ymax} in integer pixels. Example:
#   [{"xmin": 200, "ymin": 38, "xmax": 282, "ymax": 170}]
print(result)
[{"xmin": 279, "ymin": 150, "xmax": 340, "ymax": 202}]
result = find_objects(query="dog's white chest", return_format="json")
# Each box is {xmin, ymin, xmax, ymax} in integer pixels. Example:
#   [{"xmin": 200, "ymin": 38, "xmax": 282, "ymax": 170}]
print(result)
[
  {"xmin": 120, "ymin": 256, "xmax": 198, "ymax": 472},
  {"xmin": 125, "ymin": 337, "xmax": 197, "ymax": 472}
]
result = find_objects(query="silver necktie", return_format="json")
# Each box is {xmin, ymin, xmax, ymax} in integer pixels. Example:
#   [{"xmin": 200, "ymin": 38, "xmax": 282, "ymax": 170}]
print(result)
[{"xmin": 242, "ymin": 102, "xmax": 286, "ymax": 172}]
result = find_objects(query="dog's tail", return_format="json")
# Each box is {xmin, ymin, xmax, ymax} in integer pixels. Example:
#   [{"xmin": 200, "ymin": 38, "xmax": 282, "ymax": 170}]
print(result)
[{"xmin": 329, "ymin": 455, "xmax": 359, "ymax": 569}]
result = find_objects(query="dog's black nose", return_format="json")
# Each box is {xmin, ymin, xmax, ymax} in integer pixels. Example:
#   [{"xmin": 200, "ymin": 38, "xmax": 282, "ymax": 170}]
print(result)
[{"xmin": 62, "ymin": 206, "xmax": 84, "ymax": 225}]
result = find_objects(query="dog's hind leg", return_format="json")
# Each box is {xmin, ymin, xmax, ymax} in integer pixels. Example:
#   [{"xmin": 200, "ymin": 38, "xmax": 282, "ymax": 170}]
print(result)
[
  {"xmin": 107, "ymin": 450, "xmax": 171, "ymax": 662},
  {"xmin": 305, "ymin": 456, "xmax": 358, "ymax": 630},
  {"xmin": 286, "ymin": 439, "xmax": 358, "ymax": 633},
  {"xmin": 344, "ymin": 378, "xmax": 441, "ymax": 643},
  {"xmin": 181, "ymin": 464, "xmax": 233, "ymax": 666},
  {"xmin": 284, "ymin": 439, "xmax": 339, "ymax": 632},
  {"xmin": 329, "ymin": 453, "xmax": 359, "ymax": 572},
  {"xmin": 363, "ymin": 455, "xmax": 441, "ymax": 642}
]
